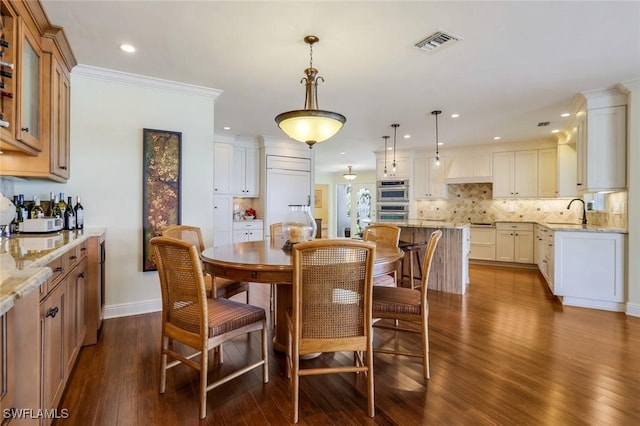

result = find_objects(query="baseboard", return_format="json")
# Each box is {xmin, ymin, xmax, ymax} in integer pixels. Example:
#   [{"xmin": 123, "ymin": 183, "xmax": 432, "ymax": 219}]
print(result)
[
  {"xmin": 104, "ymin": 299, "xmax": 162, "ymax": 319},
  {"xmin": 562, "ymin": 296, "xmax": 625, "ymax": 312},
  {"xmin": 626, "ymin": 302, "xmax": 640, "ymax": 317}
]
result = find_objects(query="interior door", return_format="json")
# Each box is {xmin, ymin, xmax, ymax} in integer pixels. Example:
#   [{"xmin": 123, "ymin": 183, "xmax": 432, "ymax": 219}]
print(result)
[{"xmin": 349, "ymin": 181, "xmax": 376, "ymax": 236}]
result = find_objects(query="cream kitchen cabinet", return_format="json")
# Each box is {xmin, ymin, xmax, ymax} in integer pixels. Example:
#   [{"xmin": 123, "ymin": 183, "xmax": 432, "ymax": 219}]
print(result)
[
  {"xmin": 554, "ymin": 231, "xmax": 625, "ymax": 311},
  {"xmin": 232, "ymin": 220, "xmax": 264, "ymax": 242},
  {"xmin": 537, "ymin": 148, "xmax": 558, "ymax": 198},
  {"xmin": 495, "ymin": 222, "xmax": 534, "ymax": 263},
  {"xmin": 493, "ymin": 150, "xmax": 538, "ymax": 198},
  {"xmin": 575, "ymin": 105, "xmax": 626, "ymax": 193},
  {"xmin": 213, "ymin": 194, "xmax": 233, "ymax": 247},
  {"xmin": 536, "ymin": 225, "xmax": 554, "ymax": 293},
  {"xmin": 413, "ymin": 155, "xmax": 447, "ymax": 200},
  {"xmin": 214, "ymin": 142, "xmax": 234, "ymax": 194},
  {"xmin": 469, "ymin": 226, "xmax": 496, "ymax": 261},
  {"xmin": 232, "ymin": 146, "xmax": 259, "ymax": 197},
  {"xmin": 376, "ymin": 157, "xmax": 410, "ymax": 179}
]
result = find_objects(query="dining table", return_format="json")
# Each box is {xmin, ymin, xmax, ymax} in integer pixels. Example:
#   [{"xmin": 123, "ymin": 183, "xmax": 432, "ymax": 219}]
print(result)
[{"xmin": 200, "ymin": 239, "xmax": 404, "ymax": 352}]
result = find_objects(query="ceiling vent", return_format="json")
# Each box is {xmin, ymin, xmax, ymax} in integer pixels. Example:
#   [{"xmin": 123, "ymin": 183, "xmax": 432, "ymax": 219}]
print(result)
[
  {"xmin": 537, "ymin": 121, "xmax": 550, "ymax": 127},
  {"xmin": 415, "ymin": 30, "xmax": 461, "ymax": 52}
]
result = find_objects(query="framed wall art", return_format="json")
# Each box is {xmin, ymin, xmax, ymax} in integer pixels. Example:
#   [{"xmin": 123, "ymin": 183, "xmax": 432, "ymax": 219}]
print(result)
[{"xmin": 142, "ymin": 128, "xmax": 182, "ymax": 271}]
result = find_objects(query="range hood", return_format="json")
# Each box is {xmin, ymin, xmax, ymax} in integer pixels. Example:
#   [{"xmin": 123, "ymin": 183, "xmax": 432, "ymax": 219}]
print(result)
[
  {"xmin": 445, "ymin": 175, "xmax": 493, "ymax": 184},
  {"xmin": 444, "ymin": 152, "xmax": 493, "ymax": 184}
]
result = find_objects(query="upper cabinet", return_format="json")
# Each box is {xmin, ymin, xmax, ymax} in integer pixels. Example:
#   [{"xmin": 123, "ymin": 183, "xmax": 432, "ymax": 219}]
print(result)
[
  {"xmin": 0, "ymin": 0, "xmax": 76, "ymax": 181},
  {"xmin": 537, "ymin": 148, "xmax": 558, "ymax": 198},
  {"xmin": 570, "ymin": 88, "xmax": 627, "ymax": 194},
  {"xmin": 492, "ymin": 150, "xmax": 538, "ymax": 198},
  {"xmin": 413, "ymin": 155, "xmax": 447, "ymax": 200},
  {"xmin": 376, "ymin": 156, "xmax": 410, "ymax": 180},
  {"xmin": 213, "ymin": 142, "xmax": 234, "ymax": 194},
  {"xmin": 231, "ymin": 145, "xmax": 259, "ymax": 197}
]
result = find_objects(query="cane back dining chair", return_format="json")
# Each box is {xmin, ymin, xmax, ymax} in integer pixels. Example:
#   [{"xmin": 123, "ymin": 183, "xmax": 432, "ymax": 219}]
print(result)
[
  {"xmin": 150, "ymin": 237, "xmax": 268, "ymax": 419},
  {"xmin": 372, "ymin": 229, "xmax": 442, "ymax": 379},
  {"xmin": 162, "ymin": 225, "xmax": 249, "ymax": 302},
  {"xmin": 363, "ymin": 223, "xmax": 401, "ymax": 287},
  {"xmin": 286, "ymin": 239, "xmax": 376, "ymax": 423}
]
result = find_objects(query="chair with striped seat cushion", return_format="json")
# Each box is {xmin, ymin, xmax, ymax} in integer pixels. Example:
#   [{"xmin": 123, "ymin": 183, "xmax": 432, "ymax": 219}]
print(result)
[
  {"xmin": 372, "ymin": 229, "xmax": 442, "ymax": 379},
  {"xmin": 150, "ymin": 236, "xmax": 268, "ymax": 419}
]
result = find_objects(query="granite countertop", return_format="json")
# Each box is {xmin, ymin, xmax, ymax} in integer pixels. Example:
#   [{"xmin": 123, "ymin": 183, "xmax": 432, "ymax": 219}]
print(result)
[
  {"xmin": 378, "ymin": 219, "xmax": 626, "ymax": 234},
  {"xmin": 0, "ymin": 227, "xmax": 106, "ymax": 316},
  {"xmin": 382, "ymin": 220, "xmax": 470, "ymax": 230}
]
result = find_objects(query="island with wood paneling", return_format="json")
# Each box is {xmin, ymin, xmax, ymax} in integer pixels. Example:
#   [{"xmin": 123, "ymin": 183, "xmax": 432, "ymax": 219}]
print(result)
[{"xmin": 376, "ymin": 220, "xmax": 471, "ymax": 294}]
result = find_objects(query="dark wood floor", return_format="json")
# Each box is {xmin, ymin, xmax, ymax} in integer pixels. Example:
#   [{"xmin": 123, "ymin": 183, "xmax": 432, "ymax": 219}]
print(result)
[{"xmin": 56, "ymin": 264, "xmax": 640, "ymax": 425}]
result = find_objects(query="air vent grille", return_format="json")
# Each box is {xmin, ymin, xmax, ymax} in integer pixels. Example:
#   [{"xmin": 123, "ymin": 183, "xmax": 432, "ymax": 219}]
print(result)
[
  {"xmin": 537, "ymin": 121, "xmax": 550, "ymax": 127},
  {"xmin": 415, "ymin": 30, "xmax": 461, "ymax": 52}
]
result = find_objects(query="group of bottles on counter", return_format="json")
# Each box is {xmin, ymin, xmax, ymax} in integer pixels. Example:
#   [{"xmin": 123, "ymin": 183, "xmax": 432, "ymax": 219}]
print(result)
[{"xmin": 12, "ymin": 192, "xmax": 84, "ymax": 232}]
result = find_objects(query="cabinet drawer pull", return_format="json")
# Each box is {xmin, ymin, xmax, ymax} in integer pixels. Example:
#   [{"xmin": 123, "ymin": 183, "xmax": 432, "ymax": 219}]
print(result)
[
  {"xmin": 69, "ymin": 255, "xmax": 77, "ymax": 260},
  {"xmin": 54, "ymin": 267, "xmax": 63, "ymax": 272},
  {"xmin": 78, "ymin": 272, "xmax": 85, "ymax": 278},
  {"xmin": 81, "ymin": 247, "xmax": 87, "ymax": 251},
  {"xmin": 21, "ymin": 127, "xmax": 29, "ymax": 132},
  {"xmin": 60, "ymin": 166, "xmax": 68, "ymax": 170},
  {"xmin": 45, "ymin": 306, "xmax": 59, "ymax": 318}
]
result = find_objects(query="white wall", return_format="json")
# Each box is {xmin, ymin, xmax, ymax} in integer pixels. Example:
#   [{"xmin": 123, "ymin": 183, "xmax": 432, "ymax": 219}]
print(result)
[{"xmin": 16, "ymin": 65, "xmax": 220, "ymax": 317}]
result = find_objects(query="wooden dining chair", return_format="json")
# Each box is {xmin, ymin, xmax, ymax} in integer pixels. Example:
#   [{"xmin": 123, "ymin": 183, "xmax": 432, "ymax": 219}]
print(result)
[
  {"xmin": 372, "ymin": 229, "xmax": 442, "ymax": 379},
  {"xmin": 363, "ymin": 223, "xmax": 401, "ymax": 287},
  {"xmin": 286, "ymin": 239, "xmax": 376, "ymax": 423},
  {"xmin": 150, "ymin": 237, "xmax": 268, "ymax": 419},
  {"xmin": 162, "ymin": 225, "xmax": 249, "ymax": 302}
]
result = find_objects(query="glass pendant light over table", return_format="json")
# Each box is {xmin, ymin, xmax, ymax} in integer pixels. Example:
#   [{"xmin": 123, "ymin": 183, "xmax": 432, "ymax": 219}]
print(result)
[{"xmin": 275, "ymin": 35, "xmax": 346, "ymax": 149}]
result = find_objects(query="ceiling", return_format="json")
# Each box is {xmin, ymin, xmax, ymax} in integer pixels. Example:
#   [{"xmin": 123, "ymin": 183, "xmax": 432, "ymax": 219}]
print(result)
[{"xmin": 41, "ymin": 1, "xmax": 640, "ymax": 173}]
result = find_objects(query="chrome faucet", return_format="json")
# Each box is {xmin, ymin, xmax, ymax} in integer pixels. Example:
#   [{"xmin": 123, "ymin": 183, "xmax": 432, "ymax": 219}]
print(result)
[{"xmin": 567, "ymin": 198, "xmax": 588, "ymax": 225}]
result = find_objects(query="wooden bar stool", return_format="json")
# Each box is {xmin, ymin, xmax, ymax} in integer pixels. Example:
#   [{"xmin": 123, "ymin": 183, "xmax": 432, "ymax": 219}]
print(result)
[{"xmin": 399, "ymin": 240, "xmax": 427, "ymax": 289}]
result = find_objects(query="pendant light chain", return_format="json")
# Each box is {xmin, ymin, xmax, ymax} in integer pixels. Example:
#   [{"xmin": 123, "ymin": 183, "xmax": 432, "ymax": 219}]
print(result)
[
  {"xmin": 431, "ymin": 110, "xmax": 442, "ymax": 166},
  {"xmin": 391, "ymin": 124, "xmax": 399, "ymax": 172},
  {"xmin": 382, "ymin": 135, "xmax": 389, "ymax": 177}
]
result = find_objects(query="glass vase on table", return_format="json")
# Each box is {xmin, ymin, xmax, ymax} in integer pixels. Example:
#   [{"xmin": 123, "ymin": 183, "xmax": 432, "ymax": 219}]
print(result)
[{"xmin": 282, "ymin": 204, "xmax": 317, "ymax": 250}]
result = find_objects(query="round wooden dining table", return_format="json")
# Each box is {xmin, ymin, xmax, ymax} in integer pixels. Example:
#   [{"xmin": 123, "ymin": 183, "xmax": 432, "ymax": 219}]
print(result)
[{"xmin": 201, "ymin": 239, "xmax": 403, "ymax": 352}]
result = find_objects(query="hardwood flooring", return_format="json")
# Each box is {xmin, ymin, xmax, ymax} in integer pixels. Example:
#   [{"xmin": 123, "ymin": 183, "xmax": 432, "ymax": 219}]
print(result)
[{"xmin": 56, "ymin": 265, "xmax": 640, "ymax": 425}]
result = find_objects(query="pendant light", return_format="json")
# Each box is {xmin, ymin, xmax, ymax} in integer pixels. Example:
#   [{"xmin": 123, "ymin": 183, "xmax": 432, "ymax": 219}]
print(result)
[
  {"xmin": 431, "ymin": 110, "xmax": 442, "ymax": 166},
  {"xmin": 343, "ymin": 165, "xmax": 357, "ymax": 181},
  {"xmin": 382, "ymin": 135, "xmax": 390, "ymax": 177},
  {"xmin": 391, "ymin": 124, "xmax": 399, "ymax": 172},
  {"xmin": 275, "ymin": 35, "xmax": 346, "ymax": 149}
]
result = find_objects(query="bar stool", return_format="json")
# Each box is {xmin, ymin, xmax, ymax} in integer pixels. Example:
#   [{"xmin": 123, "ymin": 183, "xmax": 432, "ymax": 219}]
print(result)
[{"xmin": 399, "ymin": 240, "xmax": 427, "ymax": 289}]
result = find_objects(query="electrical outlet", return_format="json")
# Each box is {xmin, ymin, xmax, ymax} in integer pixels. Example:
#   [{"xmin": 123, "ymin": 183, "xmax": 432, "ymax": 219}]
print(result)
[
  {"xmin": 429, "ymin": 206, "xmax": 436, "ymax": 212},
  {"xmin": 508, "ymin": 203, "xmax": 516, "ymax": 212},
  {"xmin": 542, "ymin": 205, "xmax": 549, "ymax": 213}
]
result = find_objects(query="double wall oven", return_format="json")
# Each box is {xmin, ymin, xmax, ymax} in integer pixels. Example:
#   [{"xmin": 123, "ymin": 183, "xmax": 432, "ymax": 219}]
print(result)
[{"xmin": 376, "ymin": 180, "xmax": 409, "ymax": 222}]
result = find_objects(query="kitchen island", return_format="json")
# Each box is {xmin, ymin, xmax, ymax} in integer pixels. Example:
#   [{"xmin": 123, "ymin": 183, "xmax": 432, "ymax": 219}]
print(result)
[{"xmin": 379, "ymin": 220, "xmax": 471, "ymax": 294}]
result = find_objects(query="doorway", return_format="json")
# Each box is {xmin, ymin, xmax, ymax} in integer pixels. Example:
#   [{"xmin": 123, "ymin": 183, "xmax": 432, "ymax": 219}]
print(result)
[{"xmin": 336, "ymin": 182, "xmax": 375, "ymax": 238}]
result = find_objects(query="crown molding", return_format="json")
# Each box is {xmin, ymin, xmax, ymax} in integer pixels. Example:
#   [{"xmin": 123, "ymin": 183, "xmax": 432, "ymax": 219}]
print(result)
[{"xmin": 72, "ymin": 64, "xmax": 223, "ymax": 100}]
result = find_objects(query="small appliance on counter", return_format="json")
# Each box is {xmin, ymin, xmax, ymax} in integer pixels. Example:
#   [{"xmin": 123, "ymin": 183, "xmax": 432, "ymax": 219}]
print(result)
[{"xmin": 18, "ymin": 218, "xmax": 63, "ymax": 233}]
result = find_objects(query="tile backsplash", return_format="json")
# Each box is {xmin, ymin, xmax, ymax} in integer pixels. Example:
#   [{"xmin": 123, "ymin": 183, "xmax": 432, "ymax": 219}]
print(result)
[{"xmin": 417, "ymin": 183, "xmax": 627, "ymax": 229}]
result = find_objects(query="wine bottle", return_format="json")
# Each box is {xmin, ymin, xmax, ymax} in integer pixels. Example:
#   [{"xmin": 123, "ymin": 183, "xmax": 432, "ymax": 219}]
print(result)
[
  {"xmin": 0, "ymin": 60, "xmax": 14, "ymax": 69},
  {"xmin": 0, "ymin": 39, "xmax": 9, "ymax": 48},
  {"xmin": 16, "ymin": 194, "xmax": 28, "ymax": 224},
  {"xmin": 0, "ymin": 70, "xmax": 12, "ymax": 79},
  {"xmin": 58, "ymin": 192, "xmax": 66, "ymax": 212},
  {"xmin": 48, "ymin": 192, "xmax": 56, "ymax": 217},
  {"xmin": 31, "ymin": 196, "xmax": 44, "ymax": 219},
  {"xmin": 11, "ymin": 195, "xmax": 18, "ymax": 233},
  {"xmin": 0, "ymin": 90, "xmax": 13, "ymax": 98},
  {"xmin": 64, "ymin": 196, "xmax": 75, "ymax": 230},
  {"xmin": 50, "ymin": 194, "xmax": 62, "ymax": 218},
  {"xmin": 74, "ymin": 196, "xmax": 84, "ymax": 230}
]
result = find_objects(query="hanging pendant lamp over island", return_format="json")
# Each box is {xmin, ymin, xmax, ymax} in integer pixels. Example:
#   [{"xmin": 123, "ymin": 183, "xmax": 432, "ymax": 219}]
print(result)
[
  {"xmin": 431, "ymin": 110, "xmax": 442, "ymax": 166},
  {"xmin": 275, "ymin": 35, "xmax": 346, "ymax": 149}
]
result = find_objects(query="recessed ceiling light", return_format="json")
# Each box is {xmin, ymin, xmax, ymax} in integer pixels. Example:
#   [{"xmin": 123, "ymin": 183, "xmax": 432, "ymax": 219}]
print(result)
[
  {"xmin": 561, "ymin": 113, "xmax": 571, "ymax": 117},
  {"xmin": 120, "ymin": 44, "xmax": 136, "ymax": 53},
  {"xmin": 340, "ymin": 151, "xmax": 346, "ymax": 155},
  {"xmin": 493, "ymin": 136, "xmax": 501, "ymax": 140},
  {"xmin": 438, "ymin": 142, "xmax": 444, "ymax": 146},
  {"xmin": 387, "ymin": 147, "xmax": 393, "ymax": 151},
  {"xmin": 223, "ymin": 126, "xmax": 231, "ymax": 130},
  {"xmin": 551, "ymin": 129, "xmax": 560, "ymax": 134},
  {"xmin": 451, "ymin": 113, "xmax": 460, "ymax": 118},
  {"xmin": 404, "ymin": 134, "xmax": 411, "ymax": 139}
]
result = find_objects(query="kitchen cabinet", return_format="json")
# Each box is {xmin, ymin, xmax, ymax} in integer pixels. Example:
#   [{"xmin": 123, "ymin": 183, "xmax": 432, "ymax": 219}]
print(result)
[
  {"xmin": 0, "ymin": 0, "xmax": 76, "ymax": 181},
  {"xmin": 469, "ymin": 226, "xmax": 496, "ymax": 261},
  {"xmin": 444, "ymin": 152, "xmax": 492, "ymax": 184},
  {"xmin": 232, "ymin": 146, "xmax": 259, "ymax": 197},
  {"xmin": 492, "ymin": 150, "xmax": 538, "ymax": 198},
  {"xmin": 213, "ymin": 194, "xmax": 233, "ymax": 247},
  {"xmin": 557, "ymin": 143, "xmax": 577, "ymax": 198},
  {"xmin": 376, "ymin": 157, "xmax": 410, "ymax": 179},
  {"xmin": 554, "ymin": 231, "xmax": 625, "ymax": 311},
  {"xmin": 496, "ymin": 222, "xmax": 534, "ymax": 263},
  {"xmin": 537, "ymin": 148, "xmax": 557, "ymax": 198},
  {"xmin": 536, "ymin": 225, "xmax": 554, "ymax": 293},
  {"xmin": 575, "ymin": 105, "xmax": 626, "ymax": 193},
  {"xmin": 40, "ymin": 240, "xmax": 88, "ymax": 423},
  {"xmin": 413, "ymin": 155, "xmax": 447, "ymax": 200},
  {"xmin": 233, "ymin": 220, "xmax": 264, "ymax": 242},
  {"xmin": 214, "ymin": 142, "xmax": 234, "ymax": 194}
]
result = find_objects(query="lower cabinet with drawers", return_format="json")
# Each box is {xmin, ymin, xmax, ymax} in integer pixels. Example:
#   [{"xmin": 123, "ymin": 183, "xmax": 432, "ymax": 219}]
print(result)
[{"xmin": 232, "ymin": 220, "xmax": 264, "ymax": 242}]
